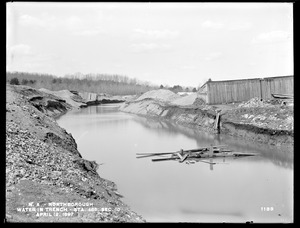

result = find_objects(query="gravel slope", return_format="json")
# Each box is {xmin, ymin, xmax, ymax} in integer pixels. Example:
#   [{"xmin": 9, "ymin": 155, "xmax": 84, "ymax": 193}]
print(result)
[{"xmin": 6, "ymin": 85, "xmax": 145, "ymax": 223}]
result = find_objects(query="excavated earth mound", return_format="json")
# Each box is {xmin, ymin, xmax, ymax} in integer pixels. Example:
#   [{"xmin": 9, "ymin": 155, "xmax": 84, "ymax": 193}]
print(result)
[
  {"xmin": 171, "ymin": 93, "xmax": 198, "ymax": 106},
  {"xmin": 39, "ymin": 88, "xmax": 87, "ymax": 109},
  {"xmin": 136, "ymin": 89, "xmax": 181, "ymax": 103}
]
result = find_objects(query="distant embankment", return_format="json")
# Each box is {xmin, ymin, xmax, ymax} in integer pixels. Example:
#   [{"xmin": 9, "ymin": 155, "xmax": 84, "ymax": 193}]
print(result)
[
  {"xmin": 119, "ymin": 89, "xmax": 293, "ymax": 148},
  {"xmin": 39, "ymin": 88, "xmax": 87, "ymax": 110},
  {"xmin": 37, "ymin": 89, "xmax": 127, "ymax": 108},
  {"xmin": 78, "ymin": 92, "xmax": 126, "ymax": 106}
]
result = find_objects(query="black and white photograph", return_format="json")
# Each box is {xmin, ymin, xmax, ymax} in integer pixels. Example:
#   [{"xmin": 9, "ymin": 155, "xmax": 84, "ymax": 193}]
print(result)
[{"xmin": 5, "ymin": 2, "xmax": 293, "ymax": 223}]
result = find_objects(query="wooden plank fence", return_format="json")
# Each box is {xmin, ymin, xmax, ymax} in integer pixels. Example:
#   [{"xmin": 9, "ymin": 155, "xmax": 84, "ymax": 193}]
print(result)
[{"xmin": 205, "ymin": 76, "xmax": 293, "ymax": 105}]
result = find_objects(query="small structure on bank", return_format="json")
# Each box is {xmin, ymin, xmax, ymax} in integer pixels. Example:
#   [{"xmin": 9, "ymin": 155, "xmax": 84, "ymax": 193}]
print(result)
[{"xmin": 78, "ymin": 91, "xmax": 125, "ymax": 105}]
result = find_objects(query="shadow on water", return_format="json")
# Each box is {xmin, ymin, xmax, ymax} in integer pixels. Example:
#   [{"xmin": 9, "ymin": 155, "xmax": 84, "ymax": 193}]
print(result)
[{"xmin": 132, "ymin": 116, "xmax": 293, "ymax": 170}]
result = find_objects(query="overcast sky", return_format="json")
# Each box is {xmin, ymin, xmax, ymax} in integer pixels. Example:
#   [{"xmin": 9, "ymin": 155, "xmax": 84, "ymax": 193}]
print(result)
[{"xmin": 6, "ymin": 2, "xmax": 293, "ymax": 87}]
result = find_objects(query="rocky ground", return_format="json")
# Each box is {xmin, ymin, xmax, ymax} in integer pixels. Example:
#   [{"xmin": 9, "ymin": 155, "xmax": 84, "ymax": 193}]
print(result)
[
  {"xmin": 5, "ymin": 85, "xmax": 145, "ymax": 223},
  {"xmin": 221, "ymin": 97, "xmax": 294, "ymax": 132}
]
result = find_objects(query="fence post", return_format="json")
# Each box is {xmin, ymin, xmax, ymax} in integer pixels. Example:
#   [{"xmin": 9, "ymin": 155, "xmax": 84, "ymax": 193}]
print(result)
[
  {"xmin": 260, "ymin": 78, "xmax": 263, "ymax": 100},
  {"xmin": 214, "ymin": 109, "xmax": 221, "ymax": 134}
]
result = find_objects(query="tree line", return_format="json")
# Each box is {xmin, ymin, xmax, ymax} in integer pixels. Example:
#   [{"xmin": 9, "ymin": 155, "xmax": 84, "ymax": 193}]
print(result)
[
  {"xmin": 6, "ymin": 71, "xmax": 198, "ymax": 95},
  {"xmin": 6, "ymin": 72, "xmax": 158, "ymax": 96}
]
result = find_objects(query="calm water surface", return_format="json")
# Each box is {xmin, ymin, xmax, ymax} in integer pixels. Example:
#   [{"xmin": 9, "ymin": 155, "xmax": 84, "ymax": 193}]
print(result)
[{"xmin": 56, "ymin": 104, "xmax": 293, "ymax": 223}]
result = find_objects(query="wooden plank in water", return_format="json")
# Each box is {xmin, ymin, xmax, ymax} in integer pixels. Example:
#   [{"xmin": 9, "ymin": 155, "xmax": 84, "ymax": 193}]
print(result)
[
  {"xmin": 136, "ymin": 145, "xmax": 228, "ymax": 156},
  {"xmin": 232, "ymin": 152, "xmax": 259, "ymax": 157},
  {"xmin": 136, "ymin": 154, "xmax": 172, "ymax": 159},
  {"xmin": 151, "ymin": 152, "xmax": 258, "ymax": 162},
  {"xmin": 178, "ymin": 153, "xmax": 189, "ymax": 163},
  {"xmin": 152, "ymin": 157, "xmax": 179, "ymax": 162},
  {"xmin": 137, "ymin": 148, "xmax": 232, "ymax": 159}
]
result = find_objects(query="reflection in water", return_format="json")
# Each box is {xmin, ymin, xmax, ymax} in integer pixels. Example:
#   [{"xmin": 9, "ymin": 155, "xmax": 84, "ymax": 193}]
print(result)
[
  {"xmin": 132, "ymin": 117, "xmax": 293, "ymax": 170},
  {"xmin": 57, "ymin": 104, "xmax": 293, "ymax": 223},
  {"xmin": 56, "ymin": 105, "xmax": 132, "ymax": 129}
]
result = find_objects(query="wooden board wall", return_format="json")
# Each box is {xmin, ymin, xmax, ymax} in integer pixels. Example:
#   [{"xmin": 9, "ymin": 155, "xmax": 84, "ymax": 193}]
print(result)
[{"xmin": 205, "ymin": 76, "xmax": 293, "ymax": 104}]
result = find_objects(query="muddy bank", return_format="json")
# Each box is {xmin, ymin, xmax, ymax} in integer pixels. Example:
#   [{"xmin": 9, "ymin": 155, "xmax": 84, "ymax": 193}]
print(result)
[
  {"xmin": 6, "ymin": 85, "xmax": 145, "ymax": 223},
  {"xmin": 221, "ymin": 121, "xmax": 293, "ymax": 147},
  {"xmin": 119, "ymin": 90, "xmax": 293, "ymax": 149}
]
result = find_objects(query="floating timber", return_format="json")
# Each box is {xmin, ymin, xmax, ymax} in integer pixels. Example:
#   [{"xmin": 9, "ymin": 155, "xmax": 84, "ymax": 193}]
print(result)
[
  {"xmin": 151, "ymin": 151, "xmax": 258, "ymax": 162},
  {"xmin": 136, "ymin": 145, "xmax": 228, "ymax": 158},
  {"xmin": 136, "ymin": 145, "xmax": 259, "ymax": 165}
]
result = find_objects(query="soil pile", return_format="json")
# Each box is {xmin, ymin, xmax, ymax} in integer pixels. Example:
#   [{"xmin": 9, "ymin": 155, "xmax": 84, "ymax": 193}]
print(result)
[
  {"xmin": 171, "ymin": 93, "xmax": 197, "ymax": 106},
  {"xmin": 9, "ymin": 85, "xmax": 74, "ymax": 119},
  {"xmin": 136, "ymin": 89, "xmax": 181, "ymax": 103},
  {"xmin": 39, "ymin": 88, "xmax": 87, "ymax": 109}
]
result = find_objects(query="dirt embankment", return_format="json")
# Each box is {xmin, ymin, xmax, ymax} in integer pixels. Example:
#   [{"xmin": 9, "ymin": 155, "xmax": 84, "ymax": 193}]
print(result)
[
  {"xmin": 119, "ymin": 89, "xmax": 293, "ymax": 148},
  {"xmin": 6, "ymin": 85, "xmax": 145, "ymax": 223},
  {"xmin": 39, "ymin": 88, "xmax": 87, "ymax": 109},
  {"xmin": 221, "ymin": 101, "xmax": 293, "ymax": 147}
]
